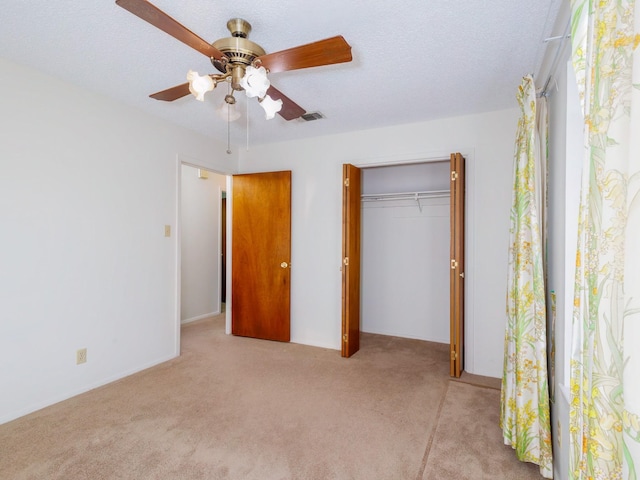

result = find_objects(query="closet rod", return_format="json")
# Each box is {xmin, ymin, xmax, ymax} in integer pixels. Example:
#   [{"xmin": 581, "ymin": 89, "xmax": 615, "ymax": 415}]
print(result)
[
  {"xmin": 361, "ymin": 190, "xmax": 449, "ymax": 212},
  {"xmin": 361, "ymin": 190, "xmax": 449, "ymax": 201}
]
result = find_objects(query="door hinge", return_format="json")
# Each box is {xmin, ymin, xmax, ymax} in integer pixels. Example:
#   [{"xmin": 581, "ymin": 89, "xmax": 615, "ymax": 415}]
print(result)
[
  {"xmin": 344, "ymin": 178, "xmax": 350, "ymax": 187},
  {"xmin": 343, "ymin": 257, "xmax": 349, "ymax": 266},
  {"xmin": 451, "ymin": 171, "xmax": 458, "ymax": 181},
  {"xmin": 343, "ymin": 334, "xmax": 348, "ymax": 342},
  {"xmin": 450, "ymin": 259, "xmax": 458, "ymax": 269},
  {"xmin": 450, "ymin": 350, "xmax": 457, "ymax": 361}
]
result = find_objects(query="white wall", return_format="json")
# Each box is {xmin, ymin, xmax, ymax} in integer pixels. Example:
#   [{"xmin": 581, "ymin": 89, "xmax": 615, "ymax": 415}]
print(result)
[
  {"xmin": 0, "ymin": 58, "xmax": 236, "ymax": 424},
  {"xmin": 546, "ymin": 57, "xmax": 570, "ymax": 480},
  {"xmin": 180, "ymin": 165, "xmax": 226, "ymax": 323},
  {"xmin": 534, "ymin": 2, "xmax": 582, "ymax": 478},
  {"xmin": 546, "ymin": 44, "xmax": 583, "ymax": 480},
  {"xmin": 361, "ymin": 161, "xmax": 451, "ymax": 194},
  {"xmin": 237, "ymin": 108, "xmax": 518, "ymax": 377},
  {"xmin": 361, "ymin": 197, "xmax": 450, "ymax": 342}
]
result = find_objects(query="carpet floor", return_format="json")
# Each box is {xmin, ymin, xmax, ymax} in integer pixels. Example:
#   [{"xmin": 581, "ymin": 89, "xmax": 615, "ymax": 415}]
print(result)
[{"xmin": 0, "ymin": 314, "xmax": 544, "ymax": 479}]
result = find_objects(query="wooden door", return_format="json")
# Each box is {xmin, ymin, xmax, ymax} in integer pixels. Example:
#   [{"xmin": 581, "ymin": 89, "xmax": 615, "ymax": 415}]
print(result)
[
  {"xmin": 449, "ymin": 153, "xmax": 465, "ymax": 377},
  {"xmin": 231, "ymin": 171, "xmax": 291, "ymax": 341},
  {"xmin": 341, "ymin": 164, "xmax": 361, "ymax": 357}
]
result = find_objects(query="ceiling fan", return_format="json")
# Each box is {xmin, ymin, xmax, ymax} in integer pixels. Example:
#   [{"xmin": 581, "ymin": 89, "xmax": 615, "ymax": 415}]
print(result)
[{"xmin": 115, "ymin": 0, "xmax": 353, "ymax": 121}]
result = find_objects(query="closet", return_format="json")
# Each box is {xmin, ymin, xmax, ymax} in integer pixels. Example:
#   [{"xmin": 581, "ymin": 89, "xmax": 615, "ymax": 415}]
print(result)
[
  {"xmin": 341, "ymin": 154, "xmax": 465, "ymax": 376},
  {"xmin": 361, "ymin": 161, "xmax": 450, "ymax": 342}
]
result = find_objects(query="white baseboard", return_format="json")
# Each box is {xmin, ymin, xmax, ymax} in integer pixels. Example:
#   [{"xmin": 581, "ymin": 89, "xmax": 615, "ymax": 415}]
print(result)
[
  {"xmin": 0, "ymin": 353, "xmax": 177, "ymax": 425},
  {"xmin": 181, "ymin": 311, "xmax": 221, "ymax": 325}
]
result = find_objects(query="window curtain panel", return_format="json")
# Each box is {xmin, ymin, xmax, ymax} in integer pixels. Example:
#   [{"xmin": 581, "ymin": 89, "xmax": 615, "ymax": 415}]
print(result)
[
  {"xmin": 500, "ymin": 74, "xmax": 553, "ymax": 479},
  {"xmin": 568, "ymin": 0, "xmax": 640, "ymax": 479}
]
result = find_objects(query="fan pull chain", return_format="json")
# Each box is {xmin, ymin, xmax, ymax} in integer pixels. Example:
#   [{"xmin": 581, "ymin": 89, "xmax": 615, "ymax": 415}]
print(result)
[
  {"xmin": 226, "ymin": 83, "xmax": 232, "ymax": 154},
  {"xmin": 246, "ymin": 98, "xmax": 250, "ymax": 151},
  {"xmin": 226, "ymin": 110, "xmax": 231, "ymax": 154}
]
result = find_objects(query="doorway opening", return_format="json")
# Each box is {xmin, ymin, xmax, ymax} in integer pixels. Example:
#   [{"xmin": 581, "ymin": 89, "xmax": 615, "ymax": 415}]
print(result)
[
  {"xmin": 360, "ymin": 161, "xmax": 451, "ymax": 342},
  {"xmin": 178, "ymin": 162, "xmax": 229, "ymax": 352}
]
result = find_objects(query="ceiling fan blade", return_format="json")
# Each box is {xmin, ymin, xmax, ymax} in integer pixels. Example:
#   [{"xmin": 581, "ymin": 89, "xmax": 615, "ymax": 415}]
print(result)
[
  {"xmin": 267, "ymin": 85, "xmax": 306, "ymax": 121},
  {"xmin": 256, "ymin": 36, "xmax": 352, "ymax": 74},
  {"xmin": 149, "ymin": 82, "xmax": 191, "ymax": 101},
  {"xmin": 115, "ymin": 0, "xmax": 225, "ymax": 60}
]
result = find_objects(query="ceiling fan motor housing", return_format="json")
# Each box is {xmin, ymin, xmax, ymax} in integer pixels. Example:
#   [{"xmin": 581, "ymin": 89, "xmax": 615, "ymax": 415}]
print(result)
[{"xmin": 211, "ymin": 18, "xmax": 266, "ymax": 90}]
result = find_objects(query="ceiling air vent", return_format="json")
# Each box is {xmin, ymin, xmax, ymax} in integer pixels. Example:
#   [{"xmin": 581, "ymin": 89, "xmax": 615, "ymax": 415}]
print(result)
[{"xmin": 300, "ymin": 112, "xmax": 325, "ymax": 121}]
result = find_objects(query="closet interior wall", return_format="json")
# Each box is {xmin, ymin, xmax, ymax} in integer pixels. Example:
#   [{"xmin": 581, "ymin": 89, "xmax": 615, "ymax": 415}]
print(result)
[{"xmin": 361, "ymin": 161, "xmax": 451, "ymax": 343}]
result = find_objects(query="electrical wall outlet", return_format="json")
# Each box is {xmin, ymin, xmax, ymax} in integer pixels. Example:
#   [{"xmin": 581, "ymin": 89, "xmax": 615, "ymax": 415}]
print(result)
[{"xmin": 76, "ymin": 348, "xmax": 87, "ymax": 365}]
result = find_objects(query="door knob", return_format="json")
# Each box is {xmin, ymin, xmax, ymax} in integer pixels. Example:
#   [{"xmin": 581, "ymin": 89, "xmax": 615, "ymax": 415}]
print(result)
[{"xmin": 280, "ymin": 262, "xmax": 289, "ymax": 268}]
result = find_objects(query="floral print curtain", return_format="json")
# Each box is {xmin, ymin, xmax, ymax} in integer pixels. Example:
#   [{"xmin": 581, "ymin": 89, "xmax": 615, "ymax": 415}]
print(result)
[
  {"xmin": 569, "ymin": 0, "xmax": 640, "ymax": 478},
  {"xmin": 501, "ymin": 74, "xmax": 553, "ymax": 479}
]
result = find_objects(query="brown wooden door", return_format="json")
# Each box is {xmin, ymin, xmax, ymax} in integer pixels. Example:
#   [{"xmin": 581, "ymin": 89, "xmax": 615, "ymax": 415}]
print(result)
[
  {"xmin": 341, "ymin": 164, "xmax": 361, "ymax": 357},
  {"xmin": 231, "ymin": 171, "xmax": 291, "ymax": 342},
  {"xmin": 450, "ymin": 153, "xmax": 465, "ymax": 377}
]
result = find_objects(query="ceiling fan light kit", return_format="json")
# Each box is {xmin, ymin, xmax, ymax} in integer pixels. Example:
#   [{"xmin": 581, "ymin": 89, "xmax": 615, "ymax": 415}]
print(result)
[
  {"xmin": 115, "ymin": 0, "xmax": 353, "ymax": 125},
  {"xmin": 186, "ymin": 70, "xmax": 215, "ymax": 101},
  {"xmin": 239, "ymin": 66, "xmax": 270, "ymax": 99},
  {"xmin": 216, "ymin": 102, "xmax": 241, "ymax": 123},
  {"xmin": 258, "ymin": 95, "xmax": 284, "ymax": 120}
]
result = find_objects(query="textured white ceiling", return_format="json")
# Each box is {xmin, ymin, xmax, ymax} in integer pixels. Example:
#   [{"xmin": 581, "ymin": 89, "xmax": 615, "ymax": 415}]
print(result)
[{"xmin": 1, "ymin": 0, "xmax": 563, "ymax": 147}]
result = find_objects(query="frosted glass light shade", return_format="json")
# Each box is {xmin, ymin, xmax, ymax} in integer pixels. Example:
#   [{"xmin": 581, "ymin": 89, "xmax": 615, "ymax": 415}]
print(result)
[
  {"xmin": 187, "ymin": 70, "xmax": 214, "ymax": 101},
  {"xmin": 216, "ymin": 102, "xmax": 241, "ymax": 122},
  {"xmin": 259, "ymin": 95, "xmax": 283, "ymax": 120},
  {"xmin": 240, "ymin": 66, "xmax": 270, "ymax": 99}
]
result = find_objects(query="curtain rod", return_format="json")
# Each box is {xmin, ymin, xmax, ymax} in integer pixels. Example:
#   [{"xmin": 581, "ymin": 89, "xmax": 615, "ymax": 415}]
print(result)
[
  {"xmin": 544, "ymin": 34, "xmax": 570, "ymax": 43},
  {"xmin": 538, "ymin": 21, "xmax": 572, "ymax": 98}
]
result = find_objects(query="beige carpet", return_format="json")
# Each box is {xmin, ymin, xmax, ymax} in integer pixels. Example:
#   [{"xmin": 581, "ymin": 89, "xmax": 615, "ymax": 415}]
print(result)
[
  {"xmin": 0, "ymin": 315, "xmax": 545, "ymax": 479},
  {"xmin": 421, "ymin": 382, "xmax": 544, "ymax": 479}
]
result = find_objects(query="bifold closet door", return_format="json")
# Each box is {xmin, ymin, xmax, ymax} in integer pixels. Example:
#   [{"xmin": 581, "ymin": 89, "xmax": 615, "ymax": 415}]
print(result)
[
  {"xmin": 341, "ymin": 164, "xmax": 361, "ymax": 357},
  {"xmin": 449, "ymin": 152, "xmax": 465, "ymax": 377},
  {"xmin": 342, "ymin": 156, "xmax": 464, "ymax": 373}
]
